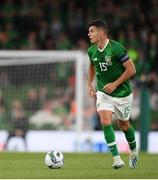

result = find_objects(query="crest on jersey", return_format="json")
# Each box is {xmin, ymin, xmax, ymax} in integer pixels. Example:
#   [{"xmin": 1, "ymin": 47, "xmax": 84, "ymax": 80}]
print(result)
[{"xmin": 105, "ymin": 56, "xmax": 112, "ymax": 66}]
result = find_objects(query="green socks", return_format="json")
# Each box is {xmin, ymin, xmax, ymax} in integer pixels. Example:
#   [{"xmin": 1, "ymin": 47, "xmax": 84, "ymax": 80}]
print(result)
[
  {"xmin": 102, "ymin": 125, "xmax": 119, "ymax": 157},
  {"xmin": 123, "ymin": 126, "xmax": 136, "ymax": 151},
  {"xmin": 102, "ymin": 124, "xmax": 136, "ymax": 157}
]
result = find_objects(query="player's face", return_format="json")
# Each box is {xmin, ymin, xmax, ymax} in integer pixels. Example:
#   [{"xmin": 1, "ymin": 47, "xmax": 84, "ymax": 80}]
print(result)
[{"xmin": 88, "ymin": 26, "xmax": 100, "ymax": 44}]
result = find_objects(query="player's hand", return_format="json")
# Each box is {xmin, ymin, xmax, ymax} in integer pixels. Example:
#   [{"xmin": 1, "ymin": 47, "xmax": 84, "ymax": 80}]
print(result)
[
  {"xmin": 88, "ymin": 85, "xmax": 96, "ymax": 99},
  {"xmin": 103, "ymin": 82, "xmax": 117, "ymax": 94}
]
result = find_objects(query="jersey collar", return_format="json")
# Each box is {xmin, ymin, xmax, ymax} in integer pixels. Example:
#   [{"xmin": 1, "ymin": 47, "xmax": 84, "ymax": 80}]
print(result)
[{"xmin": 97, "ymin": 39, "xmax": 109, "ymax": 52}]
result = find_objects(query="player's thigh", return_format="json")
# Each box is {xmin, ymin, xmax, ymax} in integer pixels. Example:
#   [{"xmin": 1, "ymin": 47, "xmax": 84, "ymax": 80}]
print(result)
[
  {"xmin": 98, "ymin": 110, "xmax": 113, "ymax": 125},
  {"xmin": 96, "ymin": 91, "xmax": 114, "ymax": 125},
  {"xmin": 96, "ymin": 91, "xmax": 114, "ymax": 111},
  {"xmin": 114, "ymin": 94, "xmax": 133, "ymax": 121}
]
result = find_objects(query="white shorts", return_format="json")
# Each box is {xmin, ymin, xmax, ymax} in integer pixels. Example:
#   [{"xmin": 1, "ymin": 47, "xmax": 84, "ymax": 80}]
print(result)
[{"xmin": 96, "ymin": 91, "xmax": 133, "ymax": 121}]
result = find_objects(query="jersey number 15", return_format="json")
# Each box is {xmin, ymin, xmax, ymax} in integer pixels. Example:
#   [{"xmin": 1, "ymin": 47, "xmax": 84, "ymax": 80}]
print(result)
[{"xmin": 99, "ymin": 62, "xmax": 107, "ymax": 71}]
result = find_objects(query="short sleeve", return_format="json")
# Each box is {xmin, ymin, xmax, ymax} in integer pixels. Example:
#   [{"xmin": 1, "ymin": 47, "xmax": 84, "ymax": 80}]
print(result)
[{"xmin": 114, "ymin": 42, "xmax": 129, "ymax": 63}]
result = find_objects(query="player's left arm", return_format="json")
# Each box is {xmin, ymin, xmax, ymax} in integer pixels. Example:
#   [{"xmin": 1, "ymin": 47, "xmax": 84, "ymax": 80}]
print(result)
[
  {"xmin": 114, "ymin": 58, "xmax": 136, "ymax": 86},
  {"xmin": 103, "ymin": 59, "xmax": 136, "ymax": 94}
]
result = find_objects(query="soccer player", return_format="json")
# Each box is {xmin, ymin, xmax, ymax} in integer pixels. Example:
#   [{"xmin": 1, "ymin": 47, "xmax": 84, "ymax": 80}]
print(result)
[{"xmin": 87, "ymin": 19, "xmax": 138, "ymax": 169}]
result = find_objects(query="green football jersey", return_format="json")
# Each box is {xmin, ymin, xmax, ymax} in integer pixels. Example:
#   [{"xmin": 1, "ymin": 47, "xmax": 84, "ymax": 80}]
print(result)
[{"xmin": 87, "ymin": 39, "xmax": 132, "ymax": 97}]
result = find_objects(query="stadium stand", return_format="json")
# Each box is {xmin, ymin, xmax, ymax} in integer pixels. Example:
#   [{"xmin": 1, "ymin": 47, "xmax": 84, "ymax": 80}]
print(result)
[{"xmin": 0, "ymin": 0, "xmax": 157, "ymax": 131}]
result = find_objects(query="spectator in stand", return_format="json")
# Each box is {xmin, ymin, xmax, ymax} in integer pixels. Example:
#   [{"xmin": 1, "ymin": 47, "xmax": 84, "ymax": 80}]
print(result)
[
  {"xmin": 5, "ymin": 99, "xmax": 29, "ymax": 151},
  {"xmin": 24, "ymin": 88, "xmax": 40, "ymax": 113},
  {"xmin": 38, "ymin": 85, "xmax": 50, "ymax": 106},
  {"xmin": 0, "ymin": 90, "xmax": 7, "ymax": 130},
  {"xmin": 56, "ymin": 31, "xmax": 72, "ymax": 50}
]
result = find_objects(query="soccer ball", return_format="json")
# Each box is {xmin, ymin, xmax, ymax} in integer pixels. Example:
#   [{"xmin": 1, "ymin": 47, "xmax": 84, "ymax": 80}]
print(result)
[{"xmin": 45, "ymin": 150, "xmax": 64, "ymax": 169}]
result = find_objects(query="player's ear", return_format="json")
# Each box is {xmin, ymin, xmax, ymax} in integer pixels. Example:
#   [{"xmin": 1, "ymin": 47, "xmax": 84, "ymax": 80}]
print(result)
[{"xmin": 98, "ymin": 29, "xmax": 104, "ymax": 36}]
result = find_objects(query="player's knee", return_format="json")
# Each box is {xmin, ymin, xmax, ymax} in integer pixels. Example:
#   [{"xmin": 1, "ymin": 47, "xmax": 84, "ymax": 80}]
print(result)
[
  {"xmin": 119, "ymin": 123, "xmax": 129, "ymax": 131},
  {"xmin": 120, "ymin": 126, "xmax": 128, "ymax": 131},
  {"xmin": 118, "ymin": 120, "xmax": 130, "ymax": 131},
  {"xmin": 100, "ymin": 119, "xmax": 111, "ymax": 126}
]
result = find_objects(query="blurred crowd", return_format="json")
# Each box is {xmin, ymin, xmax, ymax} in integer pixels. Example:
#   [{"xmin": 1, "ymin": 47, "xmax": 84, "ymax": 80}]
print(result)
[
  {"xmin": 0, "ymin": 0, "xmax": 158, "ymax": 137},
  {"xmin": 0, "ymin": 0, "xmax": 158, "ymax": 82},
  {"xmin": 0, "ymin": 0, "xmax": 157, "ymax": 70}
]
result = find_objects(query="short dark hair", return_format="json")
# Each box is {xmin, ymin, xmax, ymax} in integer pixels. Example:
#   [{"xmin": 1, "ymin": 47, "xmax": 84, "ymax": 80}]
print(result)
[{"xmin": 88, "ymin": 19, "xmax": 108, "ymax": 34}]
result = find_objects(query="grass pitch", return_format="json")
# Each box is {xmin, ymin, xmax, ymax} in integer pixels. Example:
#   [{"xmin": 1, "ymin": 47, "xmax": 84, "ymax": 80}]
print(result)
[{"xmin": 0, "ymin": 152, "xmax": 158, "ymax": 179}]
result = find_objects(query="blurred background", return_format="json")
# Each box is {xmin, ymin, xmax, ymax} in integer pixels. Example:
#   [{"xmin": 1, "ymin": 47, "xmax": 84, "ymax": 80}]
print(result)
[{"xmin": 0, "ymin": 0, "xmax": 158, "ymax": 153}]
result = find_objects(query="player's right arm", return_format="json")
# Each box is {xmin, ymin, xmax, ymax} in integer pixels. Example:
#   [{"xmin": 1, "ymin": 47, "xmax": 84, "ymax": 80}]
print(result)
[{"xmin": 88, "ymin": 63, "xmax": 96, "ymax": 98}]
